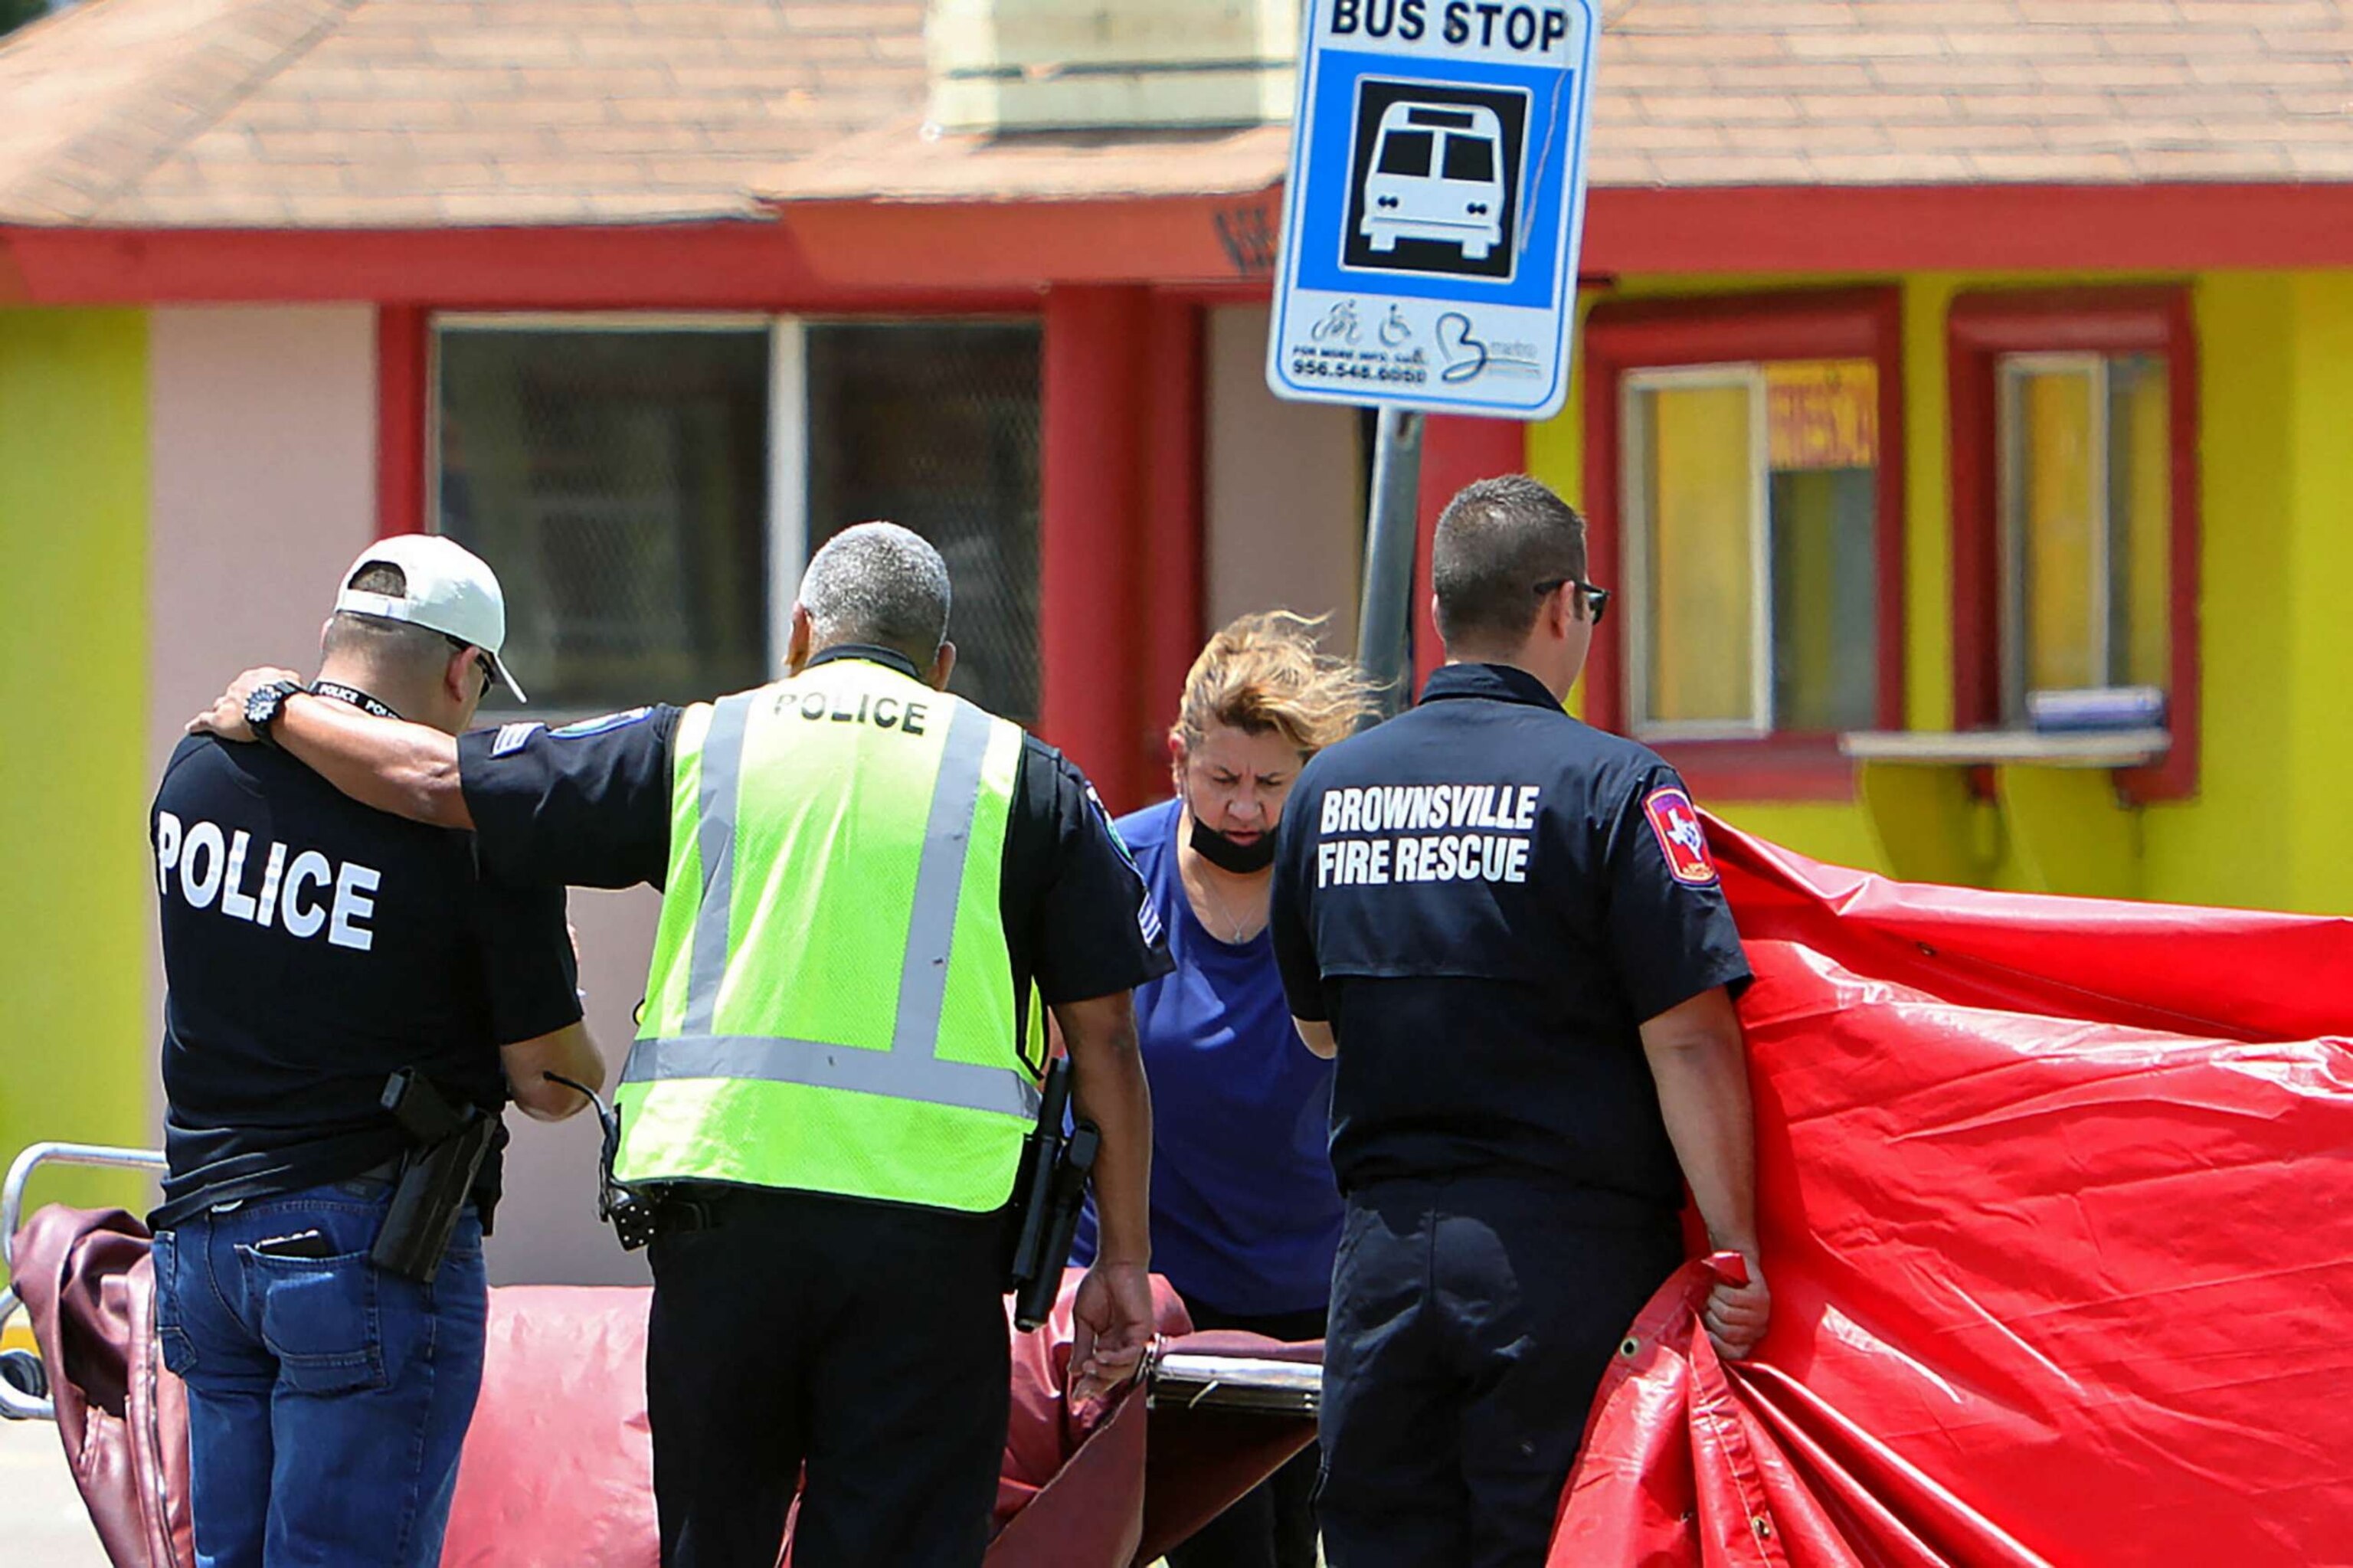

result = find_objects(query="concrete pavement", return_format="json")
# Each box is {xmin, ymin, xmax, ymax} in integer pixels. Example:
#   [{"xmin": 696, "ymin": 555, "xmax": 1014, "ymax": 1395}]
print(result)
[{"xmin": 0, "ymin": 1418, "xmax": 110, "ymax": 1566}]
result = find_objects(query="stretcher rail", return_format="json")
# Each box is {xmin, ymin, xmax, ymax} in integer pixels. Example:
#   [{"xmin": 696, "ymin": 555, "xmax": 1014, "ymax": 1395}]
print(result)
[
  {"xmin": 0, "ymin": 1141, "xmax": 169, "ymax": 1422},
  {"xmin": 1146, "ymin": 1351, "xmax": 1320, "ymax": 1416}
]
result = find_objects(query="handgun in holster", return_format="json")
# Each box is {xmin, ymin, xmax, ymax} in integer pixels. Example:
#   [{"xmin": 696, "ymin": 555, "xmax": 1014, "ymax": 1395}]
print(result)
[
  {"xmin": 371, "ymin": 1069, "xmax": 495, "ymax": 1285},
  {"xmin": 1004, "ymin": 1056, "xmax": 1101, "ymax": 1333}
]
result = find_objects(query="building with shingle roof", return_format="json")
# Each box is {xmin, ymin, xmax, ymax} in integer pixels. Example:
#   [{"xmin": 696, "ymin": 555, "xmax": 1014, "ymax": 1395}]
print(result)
[{"xmin": 4, "ymin": 0, "xmax": 2353, "ymax": 1283}]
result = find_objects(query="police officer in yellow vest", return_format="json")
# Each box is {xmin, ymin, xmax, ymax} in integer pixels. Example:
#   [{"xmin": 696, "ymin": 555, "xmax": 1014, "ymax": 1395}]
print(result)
[{"xmin": 194, "ymin": 522, "xmax": 1170, "ymax": 1568}]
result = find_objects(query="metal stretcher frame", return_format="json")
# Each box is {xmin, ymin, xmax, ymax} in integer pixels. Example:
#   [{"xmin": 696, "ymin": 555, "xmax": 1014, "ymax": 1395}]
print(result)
[
  {"xmin": 1, "ymin": 1141, "xmax": 171, "ymax": 1422},
  {"xmin": 0, "ymin": 1141, "xmax": 1320, "ymax": 1423}
]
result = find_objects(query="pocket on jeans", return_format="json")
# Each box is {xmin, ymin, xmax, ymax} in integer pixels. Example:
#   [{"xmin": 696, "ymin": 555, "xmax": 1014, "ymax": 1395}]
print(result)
[
  {"xmin": 151, "ymin": 1230, "xmax": 199, "ymax": 1376},
  {"xmin": 251, "ymin": 1249, "xmax": 387, "ymax": 1394}
]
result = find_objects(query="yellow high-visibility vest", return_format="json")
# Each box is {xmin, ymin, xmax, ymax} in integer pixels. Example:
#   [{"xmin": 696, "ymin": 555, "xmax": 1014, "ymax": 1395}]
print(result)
[{"xmin": 613, "ymin": 657, "xmax": 1039, "ymax": 1212}]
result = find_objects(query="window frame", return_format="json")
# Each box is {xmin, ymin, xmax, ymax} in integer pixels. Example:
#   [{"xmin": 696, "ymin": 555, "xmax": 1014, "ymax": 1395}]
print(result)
[
  {"xmin": 1582, "ymin": 287, "xmax": 1907, "ymax": 801},
  {"xmin": 1948, "ymin": 286, "xmax": 2200, "ymax": 804},
  {"xmin": 1619, "ymin": 362, "xmax": 1774, "ymax": 742},
  {"xmin": 425, "ymin": 312, "xmax": 791, "ymax": 718},
  {"xmin": 421, "ymin": 310, "xmax": 1047, "ymax": 722}
]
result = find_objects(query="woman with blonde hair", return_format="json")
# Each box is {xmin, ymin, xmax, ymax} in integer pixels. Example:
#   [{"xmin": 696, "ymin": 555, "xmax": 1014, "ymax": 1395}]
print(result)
[{"xmin": 1072, "ymin": 611, "xmax": 1377, "ymax": 1568}]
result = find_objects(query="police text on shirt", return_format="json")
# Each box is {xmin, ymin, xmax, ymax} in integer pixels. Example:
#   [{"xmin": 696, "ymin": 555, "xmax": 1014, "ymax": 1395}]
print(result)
[
  {"xmin": 154, "ymin": 813, "xmax": 381, "ymax": 951},
  {"xmin": 1315, "ymin": 783, "xmax": 1539, "ymax": 886}
]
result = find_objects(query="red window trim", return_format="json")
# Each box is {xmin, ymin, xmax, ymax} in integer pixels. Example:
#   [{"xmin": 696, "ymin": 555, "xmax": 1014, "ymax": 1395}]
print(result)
[
  {"xmin": 1947, "ymin": 286, "xmax": 2201, "ymax": 804},
  {"xmin": 1581, "ymin": 286, "xmax": 1906, "ymax": 802}
]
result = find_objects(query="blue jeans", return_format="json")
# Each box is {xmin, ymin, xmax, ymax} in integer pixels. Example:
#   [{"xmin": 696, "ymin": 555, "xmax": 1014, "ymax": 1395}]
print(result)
[{"xmin": 152, "ymin": 1181, "xmax": 488, "ymax": 1568}]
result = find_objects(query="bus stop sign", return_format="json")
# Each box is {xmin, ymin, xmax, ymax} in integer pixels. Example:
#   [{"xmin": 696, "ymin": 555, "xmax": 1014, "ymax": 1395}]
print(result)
[{"xmin": 1265, "ymin": 0, "xmax": 1598, "ymax": 420}]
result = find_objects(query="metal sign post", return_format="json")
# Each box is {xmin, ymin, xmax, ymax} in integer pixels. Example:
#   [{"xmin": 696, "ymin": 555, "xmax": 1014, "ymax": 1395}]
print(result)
[
  {"xmin": 1356, "ymin": 408, "xmax": 1424, "ymax": 722},
  {"xmin": 1264, "ymin": 0, "xmax": 1599, "ymax": 719}
]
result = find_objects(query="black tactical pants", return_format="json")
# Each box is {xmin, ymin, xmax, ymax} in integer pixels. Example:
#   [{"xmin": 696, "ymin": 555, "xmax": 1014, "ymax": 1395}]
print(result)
[
  {"xmin": 645, "ymin": 1186, "xmax": 1010, "ymax": 1568},
  {"xmin": 1317, "ymin": 1176, "xmax": 1684, "ymax": 1568}
]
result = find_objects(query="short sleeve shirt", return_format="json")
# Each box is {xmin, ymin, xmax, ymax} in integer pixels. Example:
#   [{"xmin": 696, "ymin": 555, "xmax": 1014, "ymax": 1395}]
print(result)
[
  {"xmin": 150, "ymin": 731, "xmax": 580, "ymax": 1229},
  {"xmin": 1069, "ymin": 800, "xmax": 1341, "ymax": 1318},
  {"xmin": 1268, "ymin": 662, "xmax": 1752, "ymax": 1207},
  {"xmin": 456, "ymin": 647, "xmax": 1172, "ymax": 1026}
]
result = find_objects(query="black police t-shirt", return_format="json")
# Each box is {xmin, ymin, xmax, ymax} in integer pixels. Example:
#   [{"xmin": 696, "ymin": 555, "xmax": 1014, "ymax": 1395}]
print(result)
[
  {"xmin": 455, "ymin": 648, "xmax": 1172, "ymax": 1032},
  {"xmin": 1269, "ymin": 663, "xmax": 1752, "ymax": 1209},
  {"xmin": 150, "ymin": 733, "xmax": 581, "ymax": 1229}
]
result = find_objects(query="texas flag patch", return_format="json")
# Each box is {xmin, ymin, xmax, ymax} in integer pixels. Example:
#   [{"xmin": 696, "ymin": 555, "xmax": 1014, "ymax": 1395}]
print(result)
[{"xmin": 1642, "ymin": 786, "xmax": 1719, "ymax": 886}]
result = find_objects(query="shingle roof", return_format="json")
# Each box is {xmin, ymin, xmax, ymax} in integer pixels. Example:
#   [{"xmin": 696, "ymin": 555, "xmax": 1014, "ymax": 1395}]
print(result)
[
  {"xmin": 1595, "ymin": 0, "xmax": 2353, "ymax": 187},
  {"xmin": 0, "ymin": 0, "xmax": 929, "ymax": 225},
  {"xmin": 0, "ymin": 0, "xmax": 2346, "ymax": 228}
]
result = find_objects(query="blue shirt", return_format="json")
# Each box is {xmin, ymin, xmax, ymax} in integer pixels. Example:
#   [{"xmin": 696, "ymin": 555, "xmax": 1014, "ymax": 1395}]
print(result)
[{"xmin": 1073, "ymin": 799, "xmax": 1341, "ymax": 1317}]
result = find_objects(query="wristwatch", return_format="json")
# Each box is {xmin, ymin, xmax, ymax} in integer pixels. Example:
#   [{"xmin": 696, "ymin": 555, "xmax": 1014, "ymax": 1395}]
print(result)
[{"xmin": 243, "ymin": 680, "xmax": 307, "ymax": 747}]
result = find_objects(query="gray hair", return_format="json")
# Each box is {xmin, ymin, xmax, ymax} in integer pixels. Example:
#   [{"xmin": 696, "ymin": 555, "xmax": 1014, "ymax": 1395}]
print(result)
[{"xmin": 797, "ymin": 521, "xmax": 951, "ymax": 664}]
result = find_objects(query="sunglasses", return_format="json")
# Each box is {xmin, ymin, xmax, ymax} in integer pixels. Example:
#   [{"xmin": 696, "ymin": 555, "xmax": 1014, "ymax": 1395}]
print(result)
[
  {"xmin": 443, "ymin": 634, "xmax": 497, "ymax": 702},
  {"xmin": 1533, "ymin": 578, "xmax": 1611, "ymax": 625}
]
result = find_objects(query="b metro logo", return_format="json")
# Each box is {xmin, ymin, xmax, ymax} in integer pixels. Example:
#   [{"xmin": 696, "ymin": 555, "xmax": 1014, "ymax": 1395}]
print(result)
[{"xmin": 1641, "ymin": 787, "xmax": 1717, "ymax": 887}]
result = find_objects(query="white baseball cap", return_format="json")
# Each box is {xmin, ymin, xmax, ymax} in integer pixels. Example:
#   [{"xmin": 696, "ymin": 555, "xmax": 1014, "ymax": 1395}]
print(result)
[{"xmin": 333, "ymin": 534, "xmax": 527, "ymax": 702}]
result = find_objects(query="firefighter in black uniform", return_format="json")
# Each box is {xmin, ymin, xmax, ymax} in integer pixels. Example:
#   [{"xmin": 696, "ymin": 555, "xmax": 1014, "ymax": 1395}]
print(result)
[{"xmin": 1269, "ymin": 475, "xmax": 1772, "ymax": 1568}]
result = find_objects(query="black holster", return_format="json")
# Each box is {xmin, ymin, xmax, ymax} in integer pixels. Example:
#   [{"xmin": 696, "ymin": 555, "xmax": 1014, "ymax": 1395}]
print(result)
[
  {"xmin": 370, "ymin": 1069, "xmax": 493, "ymax": 1285},
  {"xmin": 1003, "ymin": 1057, "xmax": 1101, "ymax": 1332},
  {"xmin": 542, "ymin": 1071, "xmax": 658, "ymax": 1251}
]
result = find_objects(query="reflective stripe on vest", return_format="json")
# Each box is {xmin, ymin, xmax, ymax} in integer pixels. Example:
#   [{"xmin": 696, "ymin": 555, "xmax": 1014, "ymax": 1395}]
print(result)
[{"xmin": 613, "ymin": 668, "xmax": 1038, "ymax": 1207}]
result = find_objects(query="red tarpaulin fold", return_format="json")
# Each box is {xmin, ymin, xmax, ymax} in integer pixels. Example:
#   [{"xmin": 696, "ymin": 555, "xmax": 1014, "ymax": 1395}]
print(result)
[{"xmin": 1553, "ymin": 817, "xmax": 2353, "ymax": 1566}]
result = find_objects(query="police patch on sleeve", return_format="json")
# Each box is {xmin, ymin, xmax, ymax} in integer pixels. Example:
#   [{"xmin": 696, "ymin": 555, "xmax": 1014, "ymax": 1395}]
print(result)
[
  {"xmin": 489, "ymin": 722, "xmax": 545, "ymax": 758},
  {"xmin": 1079, "ymin": 781, "xmax": 1160, "ymax": 946},
  {"xmin": 1084, "ymin": 782, "xmax": 1141, "ymax": 874},
  {"xmin": 1642, "ymin": 786, "xmax": 1719, "ymax": 886}
]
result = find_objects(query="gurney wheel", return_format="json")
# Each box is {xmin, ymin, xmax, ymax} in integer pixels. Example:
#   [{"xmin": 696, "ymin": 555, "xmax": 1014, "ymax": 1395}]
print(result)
[{"xmin": 0, "ymin": 1348, "xmax": 47, "ymax": 1402}]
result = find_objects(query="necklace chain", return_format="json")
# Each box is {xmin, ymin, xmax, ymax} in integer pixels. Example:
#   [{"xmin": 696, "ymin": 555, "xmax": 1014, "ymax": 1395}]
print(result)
[{"xmin": 1192, "ymin": 859, "xmax": 1262, "ymax": 943}]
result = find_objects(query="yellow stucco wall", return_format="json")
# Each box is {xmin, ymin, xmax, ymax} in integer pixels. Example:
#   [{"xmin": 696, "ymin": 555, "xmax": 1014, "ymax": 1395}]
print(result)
[
  {"xmin": 1529, "ymin": 270, "xmax": 2353, "ymax": 914},
  {"xmin": 2273, "ymin": 271, "xmax": 2353, "ymax": 916},
  {"xmin": 0, "ymin": 309, "xmax": 153, "ymax": 1246}
]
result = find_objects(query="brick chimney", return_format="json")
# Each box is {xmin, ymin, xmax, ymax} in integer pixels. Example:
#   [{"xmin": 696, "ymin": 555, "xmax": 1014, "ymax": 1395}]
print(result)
[{"xmin": 927, "ymin": 0, "xmax": 1298, "ymax": 133}]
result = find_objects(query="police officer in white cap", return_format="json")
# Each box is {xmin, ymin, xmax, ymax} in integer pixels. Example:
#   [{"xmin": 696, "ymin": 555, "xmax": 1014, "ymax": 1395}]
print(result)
[{"xmin": 150, "ymin": 535, "xmax": 604, "ymax": 1568}]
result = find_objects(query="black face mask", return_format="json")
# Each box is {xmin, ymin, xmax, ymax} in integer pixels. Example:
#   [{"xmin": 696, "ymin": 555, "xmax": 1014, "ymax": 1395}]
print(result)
[{"xmin": 1188, "ymin": 811, "xmax": 1278, "ymax": 876}]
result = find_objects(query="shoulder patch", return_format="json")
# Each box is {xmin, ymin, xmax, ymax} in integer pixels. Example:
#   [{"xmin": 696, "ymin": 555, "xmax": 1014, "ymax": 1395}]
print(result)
[
  {"xmin": 1642, "ymin": 786, "xmax": 1719, "ymax": 886},
  {"xmin": 549, "ymin": 706, "xmax": 653, "ymax": 740},
  {"xmin": 490, "ymin": 722, "xmax": 545, "ymax": 757},
  {"xmin": 1084, "ymin": 781, "xmax": 1143, "ymax": 877}
]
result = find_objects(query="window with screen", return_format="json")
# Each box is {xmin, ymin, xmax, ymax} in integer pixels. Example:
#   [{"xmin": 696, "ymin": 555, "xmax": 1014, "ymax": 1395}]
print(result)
[
  {"xmin": 1622, "ymin": 358, "xmax": 1880, "ymax": 739},
  {"xmin": 803, "ymin": 322, "xmax": 1042, "ymax": 725},
  {"xmin": 434, "ymin": 324, "xmax": 770, "ymax": 712}
]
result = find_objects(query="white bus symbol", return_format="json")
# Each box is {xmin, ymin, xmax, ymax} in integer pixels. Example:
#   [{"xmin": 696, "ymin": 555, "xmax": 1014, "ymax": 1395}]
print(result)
[{"xmin": 1360, "ymin": 101, "xmax": 1508, "ymax": 263}]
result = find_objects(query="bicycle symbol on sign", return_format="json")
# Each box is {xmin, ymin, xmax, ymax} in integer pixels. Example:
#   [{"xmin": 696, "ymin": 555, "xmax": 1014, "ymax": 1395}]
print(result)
[{"xmin": 1312, "ymin": 300, "xmax": 1363, "ymax": 345}]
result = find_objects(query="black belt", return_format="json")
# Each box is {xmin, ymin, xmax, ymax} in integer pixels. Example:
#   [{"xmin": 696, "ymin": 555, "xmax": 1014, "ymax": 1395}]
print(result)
[{"xmin": 343, "ymin": 1156, "xmax": 403, "ymax": 1188}]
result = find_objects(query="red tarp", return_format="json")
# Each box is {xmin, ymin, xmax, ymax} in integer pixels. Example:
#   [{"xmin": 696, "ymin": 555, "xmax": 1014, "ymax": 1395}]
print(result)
[{"xmin": 1553, "ymin": 817, "xmax": 2353, "ymax": 1566}]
